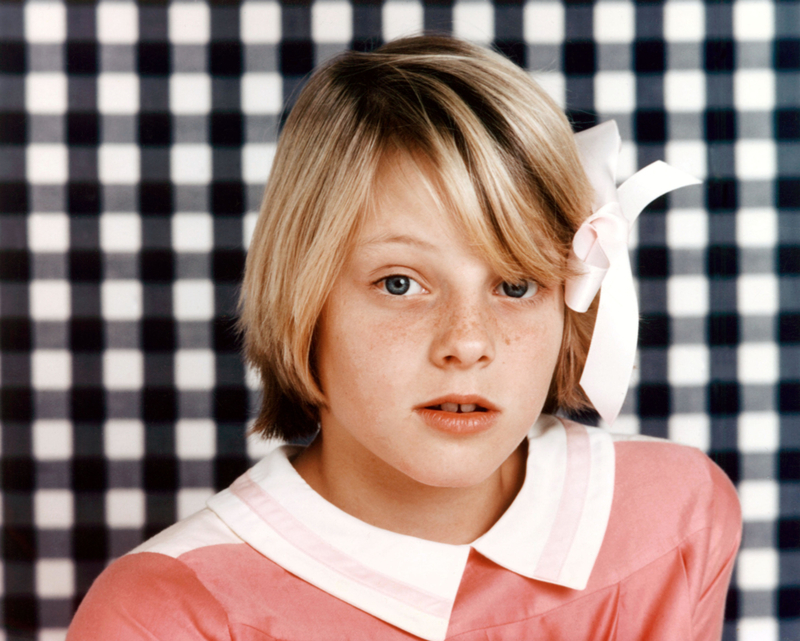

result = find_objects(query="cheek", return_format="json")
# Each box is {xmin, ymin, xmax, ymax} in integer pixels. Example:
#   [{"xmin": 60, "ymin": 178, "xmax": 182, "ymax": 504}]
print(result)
[
  {"xmin": 504, "ymin": 302, "xmax": 564, "ymax": 379},
  {"xmin": 318, "ymin": 303, "xmax": 425, "ymax": 410}
]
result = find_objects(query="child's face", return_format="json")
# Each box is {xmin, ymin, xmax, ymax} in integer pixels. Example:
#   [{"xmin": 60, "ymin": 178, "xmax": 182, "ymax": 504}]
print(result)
[{"xmin": 314, "ymin": 156, "xmax": 564, "ymax": 490}]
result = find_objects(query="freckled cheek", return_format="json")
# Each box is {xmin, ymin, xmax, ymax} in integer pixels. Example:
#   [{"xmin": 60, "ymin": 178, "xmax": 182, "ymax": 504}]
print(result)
[
  {"xmin": 324, "ymin": 311, "xmax": 427, "ymax": 406},
  {"xmin": 498, "ymin": 307, "xmax": 564, "ymax": 371}
]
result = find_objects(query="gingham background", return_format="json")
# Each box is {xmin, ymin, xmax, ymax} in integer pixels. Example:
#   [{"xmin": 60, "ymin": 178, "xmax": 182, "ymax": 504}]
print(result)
[{"xmin": 0, "ymin": 0, "xmax": 794, "ymax": 639}]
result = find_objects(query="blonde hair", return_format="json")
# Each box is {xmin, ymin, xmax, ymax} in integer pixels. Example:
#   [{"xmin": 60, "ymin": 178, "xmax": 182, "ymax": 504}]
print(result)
[{"xmin": 240, "ymin": 35, "xmax": 598, "ymax": 441}]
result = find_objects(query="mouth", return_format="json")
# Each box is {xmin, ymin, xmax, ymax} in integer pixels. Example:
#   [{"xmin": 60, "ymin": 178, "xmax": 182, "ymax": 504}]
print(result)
[
  {"xmin": 415, "ymin": 396, "xmax": 499, "ymax": 435},
  {"xmin": 426, "ymin": 403, "xmax": 489, "ymax": 414},
  {"xmin": 419, "ymin": 395, "xmax": 498, "ymax": 413}
]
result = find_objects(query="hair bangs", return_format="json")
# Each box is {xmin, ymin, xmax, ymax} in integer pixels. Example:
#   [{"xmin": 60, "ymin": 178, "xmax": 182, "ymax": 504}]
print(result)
[{"xmin": 357, "ymin": 66, "xmax": 573, "ymax": 292}]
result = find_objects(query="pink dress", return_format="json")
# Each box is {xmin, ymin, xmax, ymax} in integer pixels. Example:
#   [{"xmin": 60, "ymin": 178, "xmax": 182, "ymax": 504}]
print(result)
[{"xmin": 67, "ymin": 415, "xmax": 741, "ymax": 640}]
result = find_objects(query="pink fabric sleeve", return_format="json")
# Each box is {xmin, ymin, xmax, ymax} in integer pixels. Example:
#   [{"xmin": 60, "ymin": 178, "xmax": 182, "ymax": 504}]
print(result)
[
  {"xmin": 67, "ymin": 552, "xmax": 232, "ymax": 640},
  {"xmin": 689, "ymin": 456, "xmax": 742, "ymax": 641}
]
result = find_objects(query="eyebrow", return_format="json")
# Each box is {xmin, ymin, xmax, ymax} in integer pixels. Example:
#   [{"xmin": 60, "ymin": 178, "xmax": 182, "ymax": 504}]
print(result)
[{"xmin": 359, "ymin": 233, "xmax": 439, "ymax": 251}]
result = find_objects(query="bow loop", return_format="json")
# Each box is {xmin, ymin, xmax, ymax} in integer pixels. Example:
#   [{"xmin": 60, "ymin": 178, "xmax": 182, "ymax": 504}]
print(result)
[{"xmin": 565, "ymin": 121, "xmax": 701, "ymax": 426}]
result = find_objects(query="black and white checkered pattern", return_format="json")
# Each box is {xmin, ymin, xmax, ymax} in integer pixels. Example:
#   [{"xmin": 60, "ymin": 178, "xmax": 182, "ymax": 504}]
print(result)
[{"xmin": 0, "ymin": 1, "xmax": 795, "ymax": 639}]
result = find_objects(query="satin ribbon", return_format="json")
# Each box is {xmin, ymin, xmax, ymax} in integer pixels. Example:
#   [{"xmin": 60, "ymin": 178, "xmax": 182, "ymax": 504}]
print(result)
[{"xmin": 566, "ymin": 121, "xmax": 701, "ymax": 425}]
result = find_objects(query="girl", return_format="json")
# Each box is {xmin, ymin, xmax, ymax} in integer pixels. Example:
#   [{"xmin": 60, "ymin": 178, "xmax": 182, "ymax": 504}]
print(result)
[{"xmin": 68, "ymin": 36, "xmax": 740, "ymax": 640}]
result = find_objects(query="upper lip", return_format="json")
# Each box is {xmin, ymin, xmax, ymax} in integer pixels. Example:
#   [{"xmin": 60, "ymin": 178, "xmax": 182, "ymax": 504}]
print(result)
[{"xmin": 416, "ymin": 395, "xmax": 499, "ymax": 411}]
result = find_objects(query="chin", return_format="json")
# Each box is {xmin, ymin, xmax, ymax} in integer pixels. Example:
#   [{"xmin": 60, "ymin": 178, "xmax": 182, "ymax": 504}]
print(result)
[{"xmin": 395, "ymin": 453, "xmax": 506, "ymax": 490}]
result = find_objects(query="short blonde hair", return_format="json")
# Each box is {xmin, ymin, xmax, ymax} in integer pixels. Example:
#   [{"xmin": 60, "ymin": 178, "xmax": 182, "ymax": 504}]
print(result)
[{"xmin": 240, "ymin": 35, "xmax": 598, "ymax": 441}]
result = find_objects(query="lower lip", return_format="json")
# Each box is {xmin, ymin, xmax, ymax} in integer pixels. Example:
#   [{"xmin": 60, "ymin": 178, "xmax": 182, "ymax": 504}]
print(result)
[{"xmin": 415, "ymin": 408, "xmax": 499, "ymax": 435}]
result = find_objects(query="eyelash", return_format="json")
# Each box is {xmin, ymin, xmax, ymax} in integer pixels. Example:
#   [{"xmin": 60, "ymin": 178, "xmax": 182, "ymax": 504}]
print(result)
[
  {"xmin": 375, "ymin": 275, "xmax": 542, "ymax": 302},
  {"xmin": 376, "ymin": 275, "xmax": 425, "ymax": 296},
  {"xmin": 494, "ymin": 279, "xmax": 540, "ymax": 300}
]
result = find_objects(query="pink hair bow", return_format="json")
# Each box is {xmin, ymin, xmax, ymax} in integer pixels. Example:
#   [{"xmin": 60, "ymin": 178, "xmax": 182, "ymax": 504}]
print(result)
[{"xmin": 566, "ymin": 121, "xmax": 701, "ymax": 425}]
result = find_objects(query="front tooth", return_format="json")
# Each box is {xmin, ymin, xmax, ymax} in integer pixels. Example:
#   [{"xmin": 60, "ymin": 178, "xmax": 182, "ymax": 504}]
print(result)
[
  {"xmin": 460, "ymin": 404, "xmax": 476, "ymax": 413},
  {"xmin": 441, "ymin": 402, "xmax": 459, "ymax": 413}
]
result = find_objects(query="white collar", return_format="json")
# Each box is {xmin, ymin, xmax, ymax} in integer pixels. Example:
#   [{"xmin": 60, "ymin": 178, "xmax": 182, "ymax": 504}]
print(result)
[{"xmin": 207, "ymin": 414, "xmax": 615, "ymax": 641}]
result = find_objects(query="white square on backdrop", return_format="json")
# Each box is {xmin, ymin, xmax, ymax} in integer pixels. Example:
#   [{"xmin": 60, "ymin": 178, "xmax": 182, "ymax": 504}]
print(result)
[
  {"xmin": 26, "ymin": 144, "xmax": 68, "ymax": 184},
  {"xmin": 667, "ymin": 275, "xmax": 708, "ymax": 317},
  {"xmin": 593, "ymin": 1, "xmax": 634, "ymax": 43},
  {"xmin": 173, "ymin": 279, "xmax": 214, "ymax": 320},
  {"xmin": 241, "ymin": 2, "xmax": 282, "ymax": 44},
  {"xmin": 665, "ymin": 140, "xmax": 707, "ymax": 179},
  {"xmin": 97, "ymin": 2, "xmax": 138, "ymax": 44},
  {"xmin": 524, "ymin": 1, "xmax": 564, "ymax": 43},
  {"xmin": 382, "ymin": 1, "xmax": 424, "ymax": 42},
  {"xmin": 36, "ymin": 559, "xmax": 74, "ymax": 599},
  {"xmin": 25, "ymin": 2, "xmax": 66, "ymax": 43},
  {"xmin": 736, "ymin": 208, "xmax": 776, "ymax": 247},
  {"xmin": 99, "ymin": 144, "xmax": 141, "ymax": 184},
  {"xmin": 176, "ymin": 419, "xmax": 217, "ymax": 459},
  {"xmin": 175, "ymin": 350, "xmax": 216, "ymax": 390},
  {"xmin": 103, "ymin": 349, "xmax": 144, "ymax": 390},
  {"xmin": 738, "ymin": 342, "xmax": 778, "ymax": 384},
  {"xmin": 100, "ymin": 213, "xmax": 141, "ymax": 252},
  {"xmin": 106, "ymin": 489, "xmax": 145, "ymax": 528},
  {"xmin": 668, "ymin": 344, "xmax": 709, "ymax": 386},
  {"xmin": 664, "ymin": 0, "xmax": 705, "ymax": 42},
  {"xmin": 737, "ymin": 548, "xmax": 778, "ymax": 590},
  {"xmin": 243, "ymin": 212, "xmax": 259, "ymax": 249},
  {"xmin": 242, "ymin": 143, "xmax": 277, "ymax": 184},
  {"xmin": 101, "ymin": 280, "xmax": 143, "ymax": 320},
  {"xmin": 28, "ymin": 213, "xmax": 69, "ymax": 253},
  {"xmin": 39, "ymin": 629, "xmax": 69, "ymax": 641},
  {"xmin": 734, "ymin": 70, "xmax": 774, "ymax": 111},
  {"xmin": 172, "ymin": 213, "xmax": 213, "ymax": 252},
  {"xmin": 738, "ymin": 412, "xmax": 779, "ymax": 453},
  {"xmin": 668, "ymin": 413, "xmax": 710, "ymax": 451},
  {"xmin": 453, "ymin": 1, "xmax": 495, "ymax": 44},
  {"xmin": 30, "ymin": 280, "xmax": 71, "ymax": 321},
  {"xmin": 312, "ymin": 1, "xmax": 353, "ymax": 43},
  {"xmin": 177, "ymin": 488, "xmax": 215, "ymax": 519},
  {"xmin": 735, "ymin": 139, "xmax": 776, "ymax": 180},
  {"xmin": 98, "ymin": 73, "xmax": 139, "ymax": 115},
  {"xmin": 241, "ymin": 73, "xmax": 283, "ymax": 115},
  {"xmin": 738, "ymin": 274, "xmax": 778, "ymax": 315},
  {"xmin": 664, "ymin": 70, "xmax": 706, "ymax": 112},
  {"xmin": 531, "ymin": 72, "xmax": 565, "ymax": 109},
  {"xmin": 733, "ymin": 0, "xmax": 774, "ymax": 41},
  {"xmin": 170, "ymin": 74, "xmax": 211, "ymax": 115},
  {"xmin": 737, "ymin": 618, "xmax": 778, "ymax": 641},
  {"xmin": 169, "ymin": 2, "xmax": 210, "ymax": 44},
  {"xmin": 667, "ymin": 209, "xmax": 707, "ymax": 249},
  {"xmin": 32, "ymin": 350, "xmax": 71, "ymax": 390},
  {"xmin": 594, "ymin": 71, "xmax": 635, "ymax": 113},
  {"xmin": 738, "ymin": 480, "xmax": 778, "ymax": 520},
  {"xmin": 171, "ymin": 144, "xmax": 212, "ymax": 185},
  {"xmin": 245, "ymin": 363, "xmax": 261, "ymax": 390},
  {"xmin": 104, "ymin": 419, "xmax": 145, "ymax": 460},
  {"xmin": 33, "ymin": 420, "xmax": 73, "ymax": 460},
  {"xmin": 34, "ymin": 490, "xmax": 73, "ymax": 529},
  {"xmin": 26, "ymin": 74, "xmax": 68, "ymax": 114}
]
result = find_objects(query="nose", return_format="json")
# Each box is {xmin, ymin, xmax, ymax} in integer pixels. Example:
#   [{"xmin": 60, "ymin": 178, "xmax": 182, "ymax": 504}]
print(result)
[{"xmin": 429, "ymin": 296, "xmax": 495, "ymax": 369}]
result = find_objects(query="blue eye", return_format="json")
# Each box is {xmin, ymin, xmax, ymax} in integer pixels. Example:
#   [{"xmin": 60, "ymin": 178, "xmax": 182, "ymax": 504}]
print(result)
[
  {"xmin": 380, "ymin": 275, "xmax": 423, "ymax": 296},
  {"xmin": 497, "ymin": 280, "xmax": 538, "ymax": 299}
]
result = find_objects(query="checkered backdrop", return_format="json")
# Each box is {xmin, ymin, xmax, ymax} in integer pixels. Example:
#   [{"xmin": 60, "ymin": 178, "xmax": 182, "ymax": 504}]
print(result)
[{"xmin": 0, "ymin": 0, "xmax": 795, "ymax": 639}]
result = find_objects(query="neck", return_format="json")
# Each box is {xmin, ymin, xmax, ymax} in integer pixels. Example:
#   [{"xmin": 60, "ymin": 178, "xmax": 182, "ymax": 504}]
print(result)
[{"xmin": 292, "ymin": 435, "xmax": 527, "ymax": 545}]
